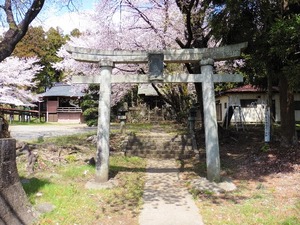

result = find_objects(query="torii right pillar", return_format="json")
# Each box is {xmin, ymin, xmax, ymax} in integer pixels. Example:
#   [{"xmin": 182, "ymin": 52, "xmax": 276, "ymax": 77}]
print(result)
[{"xmin": 201, "ymin": 58, "xmax": 220, "ymax": 182}]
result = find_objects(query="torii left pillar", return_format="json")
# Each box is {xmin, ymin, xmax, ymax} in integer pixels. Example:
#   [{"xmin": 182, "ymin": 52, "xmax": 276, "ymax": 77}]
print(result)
[{"xmin": 95, "ymin": 59, "xmax": 113, "ymax": 182}]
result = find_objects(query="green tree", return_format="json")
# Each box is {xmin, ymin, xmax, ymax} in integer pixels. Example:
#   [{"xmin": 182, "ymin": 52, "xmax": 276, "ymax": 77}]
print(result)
[
  {"xmin": 69, "ymin": 28, "xmax": 82, "ymax": 38},
  {"xmin": 208, "ymin": 0, "xmax": 300, "ymax": 145},
  {"xmin": 13, "ymin": 26, "xmax": 68, "ymax": 92},
  {"xmin": 81, "ymin": 84, "xmax": 99, "ymax": 127}
]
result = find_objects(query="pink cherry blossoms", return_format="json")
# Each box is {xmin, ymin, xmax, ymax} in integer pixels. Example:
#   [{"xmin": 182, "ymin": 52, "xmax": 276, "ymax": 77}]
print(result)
[
  {"xmin": 54, "ymin": 0, "xmax": 185, "ymax": 106},
  {"xmin": 0, "ymin": 57, "xmax": 43, "ymax": 106}
]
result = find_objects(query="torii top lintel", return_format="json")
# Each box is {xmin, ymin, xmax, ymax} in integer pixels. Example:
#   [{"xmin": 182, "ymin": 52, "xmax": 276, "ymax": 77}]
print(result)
[{"xmin": 65, "ymin": 42, "xmax": 247, "ymax": 64}]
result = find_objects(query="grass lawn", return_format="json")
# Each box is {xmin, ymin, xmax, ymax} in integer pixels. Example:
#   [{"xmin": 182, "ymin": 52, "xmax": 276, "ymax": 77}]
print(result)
[{"xmin": 17, "ymin": 131, "xmax": 146, "ymax": 225}]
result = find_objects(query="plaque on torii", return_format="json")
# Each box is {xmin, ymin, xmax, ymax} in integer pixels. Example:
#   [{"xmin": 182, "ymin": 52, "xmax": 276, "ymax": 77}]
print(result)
[{"xmin": 66, "ymin": 42, "xmax": 247, "ymax": 183}]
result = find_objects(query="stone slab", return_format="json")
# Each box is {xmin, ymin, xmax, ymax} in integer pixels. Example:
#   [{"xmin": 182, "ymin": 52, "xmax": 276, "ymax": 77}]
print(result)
[
  {"xmin": 72, "ymin": 73, "xmax": 243, "ymax": 84},
  {"xmin": 66, "ymin": 42, "xmax": 247, "ymax": 63}
]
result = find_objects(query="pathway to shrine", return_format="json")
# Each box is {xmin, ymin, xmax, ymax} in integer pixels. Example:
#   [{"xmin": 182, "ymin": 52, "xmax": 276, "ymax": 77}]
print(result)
[
  {"xmin": 139, "ymin": 158, "xmax": 204, "ymax": 225},
  {"xmin": 66, "ymin": 42, "xmax": 247, "ymax": 183}
]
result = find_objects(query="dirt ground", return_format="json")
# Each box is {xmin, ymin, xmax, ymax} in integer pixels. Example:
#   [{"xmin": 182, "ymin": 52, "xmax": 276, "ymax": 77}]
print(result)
[
  {"xmin": 10, "ymin": 124, "xmax": 97, "ymax": 141},
  {"xmin": 216, "ymin": 126, "xmax": 300, "ymax": 195},
  {"xmin": 185, "ymin": 125, "xmax": 300, "ymax": 224}
]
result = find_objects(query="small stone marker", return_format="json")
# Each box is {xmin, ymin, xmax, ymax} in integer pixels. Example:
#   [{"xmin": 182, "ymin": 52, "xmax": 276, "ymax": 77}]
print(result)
[{"xmin": 66, "ymin": 42, "xmax": 247, "ymax": 182}]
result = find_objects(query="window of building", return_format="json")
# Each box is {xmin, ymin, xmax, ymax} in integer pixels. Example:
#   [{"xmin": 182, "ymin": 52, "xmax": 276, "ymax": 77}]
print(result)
[
  {"xmin": 294, "ymin": 101, "xmax": 300, "ymax": 110},
  {"xmin": 240, "ymin": 99, "xmax": 257, "ymax": 108}
]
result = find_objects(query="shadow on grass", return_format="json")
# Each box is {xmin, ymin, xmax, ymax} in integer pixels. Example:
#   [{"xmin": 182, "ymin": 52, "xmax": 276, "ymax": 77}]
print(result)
[
  {"xmin": 109, "ymin": 165, "xmax": 146, "ymax": 179},
  {"xmin": 84, "ymin": 161, "xmax": 145, "ymax": 179},
  {"xmin": 20, "ymin": 177, "xmax": 51, "ymax": 196}
]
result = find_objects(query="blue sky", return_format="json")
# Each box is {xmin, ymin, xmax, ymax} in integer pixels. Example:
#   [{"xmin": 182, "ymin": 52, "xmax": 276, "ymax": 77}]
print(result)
[{"xmin": 34, "ymin": 0, "xmax": 98, "ymax": 34}]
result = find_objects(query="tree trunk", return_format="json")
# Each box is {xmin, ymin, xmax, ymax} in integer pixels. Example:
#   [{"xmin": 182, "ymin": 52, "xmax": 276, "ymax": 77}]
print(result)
[
  {"xmin": 0, "ymin": 139, "xmax": 37, "ymax": 224},
  {"xmin": 0, "ymin": 115, "xmax": 10, "ymax": 138},
  {"xmin": 267, "ymin": 73, "xmax": 273, "ymax": 140},
  {"xmin": 279, "ymin": 75, "xmax": 297, "ymax": 146},
  {"xmin": 194, "ymin": 83, "xmax": 204, "ymax": 130}
]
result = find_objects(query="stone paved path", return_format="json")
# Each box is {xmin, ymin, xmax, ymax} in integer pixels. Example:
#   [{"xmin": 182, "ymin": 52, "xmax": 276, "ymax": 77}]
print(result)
[{"xmin": 139, "ymin": 159, "xmax": 204, "ymax": 225}]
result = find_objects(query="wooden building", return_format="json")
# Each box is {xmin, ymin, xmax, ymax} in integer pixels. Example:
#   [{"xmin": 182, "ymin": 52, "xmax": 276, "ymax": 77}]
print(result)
[{"xmin": 41, "ymin": 83, "xmax": 84, "ymax": 123}]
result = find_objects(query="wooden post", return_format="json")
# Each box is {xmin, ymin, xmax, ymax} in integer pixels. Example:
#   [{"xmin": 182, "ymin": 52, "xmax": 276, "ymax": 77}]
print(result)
[
  {"xmin": 95, "ymin": 59, "xmax": 113, "ymax": 182},
  {"xmin": 201, "ymin": 59, "xmax": 221, "ymax": 182}
]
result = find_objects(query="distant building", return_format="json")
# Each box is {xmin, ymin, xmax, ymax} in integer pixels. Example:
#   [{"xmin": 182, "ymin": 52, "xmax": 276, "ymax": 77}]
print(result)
[
  {"xmin": 216, "ymin": 84, "xmax": 300, "ymax": 126},
  {"xmin": 40, "ymin": 83, "xmax": 84, "ymax": 123},
  {"xmin": 137, "ymin": 84, "xmax": 164, "ymax": 109}
]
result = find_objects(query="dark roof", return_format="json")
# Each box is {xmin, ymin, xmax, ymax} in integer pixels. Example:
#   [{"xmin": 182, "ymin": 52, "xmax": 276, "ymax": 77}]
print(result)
[{"xmin": 42, "ymin": 84, "xmax": 84, "ymax": 97}]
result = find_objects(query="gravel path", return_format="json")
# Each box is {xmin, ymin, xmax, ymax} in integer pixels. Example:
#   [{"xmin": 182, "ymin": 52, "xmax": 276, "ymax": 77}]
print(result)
[
  {"xmin": 9, "ymin": 124, "xmax": 97, "ymax": 141},
  {"xmin": 139, "ymin": 159, "xmax": 204, "ymax": 225}
]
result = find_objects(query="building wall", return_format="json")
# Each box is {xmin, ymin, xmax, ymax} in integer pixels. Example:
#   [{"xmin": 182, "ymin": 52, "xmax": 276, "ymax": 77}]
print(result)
[
  {"xmin": 47, "ymin": 101, "xmax": 58, "ymax": 113},
  {"xmin": 216, "ymin": 93, "xmax": 300, "ymax": 124},
  {"xmin": 48, "ymin": 113, "xmax": 58, "ymax": 122},
  {"xmin": 47, "ymin": 101, "xmax": 59, "ymax": 122},
  {"xmin": 58, "ymin": 112, "xmax": 83, "ymax": 123},
  {"xmin": 293, "ymin": 94, "xmax": 300, "ymax": 122},
  {"xmin": 44, "ymin": 97, "xmax": 83, "ymax": 123},
  {"xmin": 274, "ymin": 94, "xmax": 280, "ymax": 122},
  {"xmin": 217, "ymin": 93, "xmax": 269, "ymax": 124}
]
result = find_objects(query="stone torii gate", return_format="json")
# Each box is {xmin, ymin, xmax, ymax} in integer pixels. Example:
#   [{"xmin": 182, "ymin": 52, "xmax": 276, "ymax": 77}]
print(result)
[{"xmin": 66, "ymin": 42, "xmax": 247, "ymax": 182}]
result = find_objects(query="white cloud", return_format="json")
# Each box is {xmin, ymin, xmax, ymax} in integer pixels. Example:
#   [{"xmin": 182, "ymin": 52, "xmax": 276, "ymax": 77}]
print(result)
[
  {"xmin": 32, "ymin": 0, "xmax": 98, "ymax": 34},
  {"xmin": 33, "ymin": 10, "xmax": 96, "ymax": 34}
]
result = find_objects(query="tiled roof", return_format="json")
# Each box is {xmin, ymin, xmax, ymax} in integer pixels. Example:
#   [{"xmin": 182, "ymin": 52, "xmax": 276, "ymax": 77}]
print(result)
[
  {"xmin": 216, "ymin": 85, "xmax": 279, "ymax": 97},
  {"xmin": 224, "ymin": 85, "xmax": 279, "ymax": 94},
  {"xmin": 138, "ymin": 84, "xmax": 158, "ymax": 96},
  {"xmin": 225, "ymin": 84, "xmax": 265, "ymax": 93},
  {"xmin": 41, "ymin": 84, "xmax": 84, "ymax": 97}
]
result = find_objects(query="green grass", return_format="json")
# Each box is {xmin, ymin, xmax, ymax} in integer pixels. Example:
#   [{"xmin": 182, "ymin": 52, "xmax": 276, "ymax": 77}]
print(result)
[
  {"xmin": 9, "ymin": 120, "xmax": 46, "ymax": 125},
  {"xmin": 16, "ymin": 129, "xmax": 146, "ymax": 224},
  {"xmin": 20, "ymin": 155, "xmax": 145, "ymax": 224},
  {"xmin": 34, "ymin": 131, "xmax": 96, "ymax": 145},
  {"xmin": 197, "ymin": 190, "xmax": 300, "ymax": 225}
]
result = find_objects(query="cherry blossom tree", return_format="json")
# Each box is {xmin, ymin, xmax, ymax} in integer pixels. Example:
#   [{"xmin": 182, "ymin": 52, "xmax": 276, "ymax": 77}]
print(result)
[
  {"xmin": 0, "ymin": 56, "xmax": 42, "ymax": 105},
  {"xmin": 0, "ymin": 1, "xmax": 82, "ymax": 223},
  {"xmin": 55, "ymin": 0, "xmax": 189, "ymax": 109},
  {"xmin": 0, "ymin": 55, "xmax": 43, "ymax": 223}
]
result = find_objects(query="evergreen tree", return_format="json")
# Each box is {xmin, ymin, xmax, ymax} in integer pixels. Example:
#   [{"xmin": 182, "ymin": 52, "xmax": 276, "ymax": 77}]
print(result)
[
  {"xmin": 208, "ymin": 0, "xmax": 300, "ymax": 145},
  {"xmin": 13, "ymin": 26, "xmax": 68, "ymax": 93},
  {"xmin": 81, "ymin": 84, "xmax": 99, "ymax": 127}
]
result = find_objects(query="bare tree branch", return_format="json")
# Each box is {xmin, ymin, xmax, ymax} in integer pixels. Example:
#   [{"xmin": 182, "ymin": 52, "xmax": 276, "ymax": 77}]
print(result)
[{"xmin": 0, "ymin": 0, "xmax": 45, "ymax": 62}]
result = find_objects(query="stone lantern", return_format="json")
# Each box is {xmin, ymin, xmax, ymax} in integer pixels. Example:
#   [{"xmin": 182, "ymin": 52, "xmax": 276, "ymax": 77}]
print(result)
[
  {"xmin": 188, "ymin": 106, "xmax": 197, "ymax": 132},
  {"xmin": 118, "ymin": 102, "xmax": 128, "ymax": 134}
]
